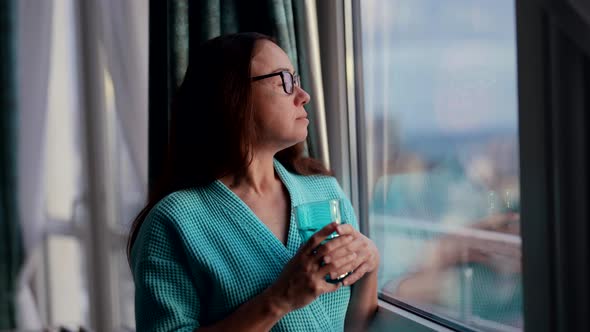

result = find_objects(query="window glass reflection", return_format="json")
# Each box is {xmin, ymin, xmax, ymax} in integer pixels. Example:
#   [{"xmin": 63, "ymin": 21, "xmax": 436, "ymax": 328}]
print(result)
[{"xmin": 360, "ymin": 0, "xmax": 522, "ymax": 330}]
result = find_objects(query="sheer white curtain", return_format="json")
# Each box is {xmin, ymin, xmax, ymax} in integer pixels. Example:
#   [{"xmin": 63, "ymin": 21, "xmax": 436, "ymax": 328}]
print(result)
[
  {"xmin": 16, "ymin": 0, "xmax": 148, "ymax": 329},
  {"xmin": 16, "ymin": 0, "xmax": 54, "ymax": 328},
  {"xmin": 97, "ymin": 1, "xmax": 148, "ymax": 328},
  {"xmin": 99, "ymin": 0, "xmax": 148, "ymax": 206}
]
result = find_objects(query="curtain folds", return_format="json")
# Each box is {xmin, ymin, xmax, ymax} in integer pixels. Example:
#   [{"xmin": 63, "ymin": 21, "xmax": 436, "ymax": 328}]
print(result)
[
  {"xmin": 15, "ymin": 0, "xmax": 53, "ymax": 328},
  {"xmin": 99, "ymin": 0, "xmax": 149, "ymax": 232},
  {"xmin": 189, "ymin": 0, "xmax": 300, "ymax": 77},
  {"xmin": 0, "ymin": 0, "xmax": 24, "ymax": 328},
  {"xmin": 150, "ymin": 0, "xmax": 330, "ymax": 188},
  {"xmin": 99, "ymin": 0, "xmax": 149, "ymax": 194},
  {"xmin": 169, "ymin": 0, "xmax": 190, "ymax": 90}
]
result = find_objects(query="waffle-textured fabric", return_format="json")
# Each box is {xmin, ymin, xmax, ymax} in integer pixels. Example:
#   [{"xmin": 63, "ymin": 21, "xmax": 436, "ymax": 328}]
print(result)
[{"xmin": 131, "ymin": 159, "xmax": 359, "ymax": 331}]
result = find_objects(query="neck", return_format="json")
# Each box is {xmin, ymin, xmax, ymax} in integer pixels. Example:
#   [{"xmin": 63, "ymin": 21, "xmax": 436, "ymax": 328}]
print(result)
[{"xmin": 219, "ymin": 150, "xmax": 279, "ymax": 197}]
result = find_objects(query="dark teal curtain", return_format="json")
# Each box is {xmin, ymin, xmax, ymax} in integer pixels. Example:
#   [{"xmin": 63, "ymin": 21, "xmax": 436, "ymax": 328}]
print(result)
[
  {"xmin": 149, "ymin": 0, "xmax": 314, "ymax": 189},
  {"xmin": 0, "ymin": 0, "xmax": 24, "ymax": 328},
  {"xmin": 189, "ymin": 0, "xmax": 299, "ymax": 67}
]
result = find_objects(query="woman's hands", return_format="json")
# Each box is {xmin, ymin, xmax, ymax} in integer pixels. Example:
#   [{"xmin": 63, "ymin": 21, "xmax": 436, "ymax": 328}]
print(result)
[
  {"xmin": 267, "ymin": 222, "xmax": 344, "ymax": 312},
  {"xmin": 315, "ymin": 223, "xmax": 380, "ymax": 286},
  {"xmin": 268, "ymin": 221, "xmax": 379, "ymax": 313}
]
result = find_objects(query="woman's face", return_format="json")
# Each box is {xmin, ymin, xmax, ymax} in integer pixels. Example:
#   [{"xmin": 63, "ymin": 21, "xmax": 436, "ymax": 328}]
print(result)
[{"xmin": 250, "ymin": 40, "xmax": 311, "ymax": 152}]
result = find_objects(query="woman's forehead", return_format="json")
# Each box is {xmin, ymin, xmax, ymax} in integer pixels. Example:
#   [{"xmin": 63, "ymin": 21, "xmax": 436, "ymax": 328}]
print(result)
[{"xmin": 251, "ymin": 40, "xmax": 294, "ymax": 75}]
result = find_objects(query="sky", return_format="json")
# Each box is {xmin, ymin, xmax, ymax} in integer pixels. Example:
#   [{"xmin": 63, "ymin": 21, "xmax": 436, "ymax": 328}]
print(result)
[{"xmin": 360, "ymin": 0, "xmax": 518, "ymax": 136}]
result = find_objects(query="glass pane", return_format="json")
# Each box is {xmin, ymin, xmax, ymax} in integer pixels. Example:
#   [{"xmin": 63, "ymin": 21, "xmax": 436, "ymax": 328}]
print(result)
[{"xmin": 359, "ymin": 0, "xmax": 522, "ymax": 330}]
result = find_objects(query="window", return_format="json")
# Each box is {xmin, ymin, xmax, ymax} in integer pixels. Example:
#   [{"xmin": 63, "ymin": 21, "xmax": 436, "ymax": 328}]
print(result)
[{"xmin": 358, "ymin": 0, "xmax": 522, "ymax": 330}]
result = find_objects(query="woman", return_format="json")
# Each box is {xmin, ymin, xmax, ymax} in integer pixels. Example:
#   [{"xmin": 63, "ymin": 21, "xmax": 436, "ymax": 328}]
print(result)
[{"xmin": 128, "ymin": 32, "xmax": 380, "ymax": 331}]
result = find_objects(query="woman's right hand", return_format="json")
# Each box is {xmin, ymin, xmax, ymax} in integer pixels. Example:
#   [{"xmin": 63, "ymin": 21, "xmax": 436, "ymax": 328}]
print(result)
[{"xmin": 267, "ymin": 222, "xmax": 356, "ymax": 313}]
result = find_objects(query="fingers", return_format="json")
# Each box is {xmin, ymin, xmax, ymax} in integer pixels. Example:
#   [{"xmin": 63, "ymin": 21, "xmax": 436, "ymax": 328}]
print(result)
[
  {"xmin": 319, "ymin": 251, "xmax": 356, "ymax": 274},
  {"xmin": 340, "ymin": 262, "xmax": 368, "ymax": 286},
  {"xmin": 316, "ymin": 230, "xmax": 372, "ymax": 276},
  {"xmin": 323, "ymin": 247, "xmax": 356, "ymax": 266},
  {"xmin": 335, "ymin": 224, "xmax": 355, "ymax": 236},
  {"xmin": 325, "ymin": 281, "xmax": 342, "ymax": 293},
  {"xmin": 329, "ymin": 262, "xmax": 356, "ymax": 280},
  {"xmin": 315, "ymin": 235, "xmax": 355, "ymax": 258},
  {"xmin": 302, "ymin": 222, "xmax": 339, "ymax": 255},
  {"xmin": 301, "ymin": 223, "xmax": 356, "ymax": 256},
  {"xmin": 300, "ymin": 224, "xmax": 379, "ymax": 291},
  {"xmin": 318, "ymin": 246, "xmax": 361, "ymax": 283},
  {"xmin": 313, "ymin": 225, "xmax": 359, "ymax": 257}
]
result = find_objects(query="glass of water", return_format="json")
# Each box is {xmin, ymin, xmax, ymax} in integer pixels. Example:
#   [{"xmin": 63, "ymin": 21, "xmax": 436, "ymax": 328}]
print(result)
[{"xmin": 293, "ymin": 199, "xmax": 353, "ymax": 283}]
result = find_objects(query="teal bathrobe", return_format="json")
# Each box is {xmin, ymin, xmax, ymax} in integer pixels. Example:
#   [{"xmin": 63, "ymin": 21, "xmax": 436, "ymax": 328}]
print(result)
[{"xmin": 131, "ymin": 159, "xmax": 359, "ymax": 331}]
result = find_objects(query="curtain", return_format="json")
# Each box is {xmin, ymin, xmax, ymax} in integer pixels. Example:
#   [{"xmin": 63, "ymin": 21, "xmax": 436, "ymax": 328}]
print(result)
[
  {"xmin": 98, "ymin": 1, "xmax": 149, "ymax": 327},
  {"xmin": 149, "ymin": 0, "xmax": 330, "ymax": 188},
  {"xmin": 98, "ymin": 0, "xmax": 149, "ymax": 230},
  {"xmin": 0, "ymin": 0, "xmax": 25, "ymax": 328},
  {"xmin": 15, "ymin": 0, "xmax": 53, "ymax": 328},
  {"xmin": 99, "ymin": 0, "xmax": 148, "ymax": 196}
]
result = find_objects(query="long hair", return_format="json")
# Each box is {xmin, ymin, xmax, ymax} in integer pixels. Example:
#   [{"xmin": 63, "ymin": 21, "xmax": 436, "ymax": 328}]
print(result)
[{"xmin": 127, "ymin": 32, "xmax": 331, "ymax": 261}]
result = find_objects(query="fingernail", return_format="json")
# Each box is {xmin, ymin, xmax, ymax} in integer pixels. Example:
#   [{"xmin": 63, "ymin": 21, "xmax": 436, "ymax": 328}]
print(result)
[{"xmin": 337, "ymin": 225, "xmax": 344, "ymax": 233}]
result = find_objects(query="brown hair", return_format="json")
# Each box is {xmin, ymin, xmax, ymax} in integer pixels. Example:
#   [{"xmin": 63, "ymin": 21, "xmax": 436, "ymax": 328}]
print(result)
[{"xmin": 127, "ymin": 32, "xmax": 331, "ymax": 260}]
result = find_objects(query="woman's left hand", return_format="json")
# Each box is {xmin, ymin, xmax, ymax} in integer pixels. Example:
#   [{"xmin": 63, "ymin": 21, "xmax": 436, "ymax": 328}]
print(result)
[{"xmin": 314, "ymin": 224, "xmax": 380, "ymax": 286}]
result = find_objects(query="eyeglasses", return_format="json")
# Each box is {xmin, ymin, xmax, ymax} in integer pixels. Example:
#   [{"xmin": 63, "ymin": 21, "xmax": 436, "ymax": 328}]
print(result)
[{"xmin": 251, "ymin": 70, "xmax": 301, "ymax": 95}]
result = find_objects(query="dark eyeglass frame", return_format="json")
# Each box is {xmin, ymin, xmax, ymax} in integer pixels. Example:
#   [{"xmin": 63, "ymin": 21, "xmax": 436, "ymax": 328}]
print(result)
[{"xmin": 251, "ymin": 70, "xmax": 300, "ymax": 95}]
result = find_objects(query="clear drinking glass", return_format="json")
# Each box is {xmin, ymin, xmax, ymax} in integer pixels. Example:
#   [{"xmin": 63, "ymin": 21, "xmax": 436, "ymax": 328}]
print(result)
[{"xmin": 294, "ymin": 199, "xmax": 353, "ymax": 283}]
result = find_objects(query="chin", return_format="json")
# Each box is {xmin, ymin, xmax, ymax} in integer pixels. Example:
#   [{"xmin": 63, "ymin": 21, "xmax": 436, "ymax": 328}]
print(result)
[
  {"xmin": 295, "ymin": 128, "xmax": 308, "ymax": 142},
  {"xmin": 276, "ymin": 127, "xmax": 307, "ymax": 148}
]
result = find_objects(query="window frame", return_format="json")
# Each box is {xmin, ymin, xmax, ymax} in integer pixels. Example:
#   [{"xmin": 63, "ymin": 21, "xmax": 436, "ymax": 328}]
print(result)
[
  {"xmin": 516, "ymin": 1, "xmax": 590, "ymax": 331},
  {"xmin": 319, "ymin": 0, "xmax": 590, "ymax": 331}
]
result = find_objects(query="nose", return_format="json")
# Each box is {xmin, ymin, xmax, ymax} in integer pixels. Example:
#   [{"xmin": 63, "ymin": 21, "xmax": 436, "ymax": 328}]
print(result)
[{"xmin": 294, "ymin": 86, "xmax": 311, "ymax": 106}]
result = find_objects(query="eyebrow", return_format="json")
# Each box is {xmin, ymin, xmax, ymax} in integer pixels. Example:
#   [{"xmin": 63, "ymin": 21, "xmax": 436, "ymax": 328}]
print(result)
[{"xmin": 271, "ymin": 67, "xmax": 296, "ymax": 74}]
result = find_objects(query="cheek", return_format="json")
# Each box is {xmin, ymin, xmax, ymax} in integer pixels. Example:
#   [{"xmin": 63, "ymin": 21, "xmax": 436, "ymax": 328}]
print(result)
[
  {"xmin": 254, "ymin": 107, "xmax": 282, "ymax": 133},
  {"xmin": 257, "ymin": 115, "xmax": 290, "ymax": 135},
  {"xmin": 252, "ymin": 95, "xmax": 303, "ymax": 139},
  {"xmin": 254, "ymin": 98, "xmax": 288, "ymax": 127},
  {"xmin": 255, "ymin": 112, "xmax": 303, "ymax": 143}
]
